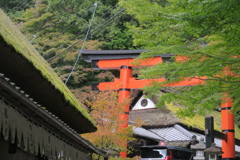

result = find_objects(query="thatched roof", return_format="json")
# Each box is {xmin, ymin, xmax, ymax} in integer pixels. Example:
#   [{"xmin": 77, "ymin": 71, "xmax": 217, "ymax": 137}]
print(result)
[
  {"xmin": 130, "ymin": 108, "xmax": 179, "ymax": 126},
  {"xmin": 0, "ymin": 9, "xmax": 96, "ymax": 133}
]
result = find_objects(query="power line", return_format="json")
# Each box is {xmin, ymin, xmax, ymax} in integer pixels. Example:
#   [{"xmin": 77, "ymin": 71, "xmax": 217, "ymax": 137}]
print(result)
[
  {"xmin": 44, "ymin": 15, "xmax": 93, "ymax": 58},
  {"xmin": 42, "ymin": 4, "xmax": 97, "ymax": 47},
  {"xmin": 1, "ymin": 0, "xmax": 14, "ymax": 9},
  {"xmin": 47, "ymin": 8, "xmax": 125, "ymax": 62},
  {"xmin": 40, "ymin": 11, "xmax": 87, "ymax": 52},
  {"xmin": 29, "ymin": 3, "xmax": 96, "ymax": 41},
  {"xmin": 43, "ymin": 4, "xmax": 119, "ymax": 59},
  {"xmin": 32, "ymin": 4, "xmax": 99, "ymax": 58},
  {"xmin": 3, "ymin": 0, "xmax": 28, "ymax": 12},
  {"xmin": 13, "ymin": 0, "xmax": 28, "ymax": 11},
  {"xmin": 89, "ymin": 9, "xmax": 126, "ymax": 36},
  {"xmin": 65, "ymin": 3, "xmax": 98, "ymax": 85},
  {"xmin": 95, "ymin": 3, "xmax": 118, "ymax": 21},
  {"xmin": 70, "ymin": 4, "xmax": 118, "ymax": 41}
]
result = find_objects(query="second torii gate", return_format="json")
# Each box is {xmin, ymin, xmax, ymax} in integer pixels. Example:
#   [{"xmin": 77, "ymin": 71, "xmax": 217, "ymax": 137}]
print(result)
[{"xmin": 81, "ymin": 50, "xmax": 235, "ymax": 159}]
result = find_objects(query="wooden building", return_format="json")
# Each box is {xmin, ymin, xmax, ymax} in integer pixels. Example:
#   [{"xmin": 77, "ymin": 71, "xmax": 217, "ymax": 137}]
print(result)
[
  {"xmin": 0, "ymin": 9, "xmax": 107, "ymax": 160},
  {"xmin": 129, "ymin": 91, "xmax": 240, "ymax": 154}
]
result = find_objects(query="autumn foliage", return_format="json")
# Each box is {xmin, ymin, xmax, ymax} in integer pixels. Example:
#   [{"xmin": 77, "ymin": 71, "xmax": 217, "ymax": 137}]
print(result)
[{"xmin": 82, "ymin": 90, "xmax": 141, "ymax": 156}]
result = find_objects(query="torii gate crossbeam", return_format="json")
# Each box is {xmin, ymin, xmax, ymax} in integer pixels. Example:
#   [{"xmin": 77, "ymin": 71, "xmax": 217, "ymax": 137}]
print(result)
[{"xmin": 81, "ymin": 50, "xmax": 235, "ymax": 159}]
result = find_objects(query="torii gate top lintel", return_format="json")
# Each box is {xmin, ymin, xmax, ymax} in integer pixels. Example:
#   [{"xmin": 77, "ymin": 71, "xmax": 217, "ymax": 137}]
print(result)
[
  {"xmin": 81, "ymin": 49, "xmax": 174, "ymax": 69},
  {"xmin": 82, "ymin": 50, "xmax": 235, "ymax": 159}
]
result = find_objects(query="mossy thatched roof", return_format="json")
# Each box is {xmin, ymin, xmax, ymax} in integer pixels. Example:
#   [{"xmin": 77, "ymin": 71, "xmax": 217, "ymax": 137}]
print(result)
[{"xmin": 0, "ymin": 9, "xmax": 96, "ymax": 133}]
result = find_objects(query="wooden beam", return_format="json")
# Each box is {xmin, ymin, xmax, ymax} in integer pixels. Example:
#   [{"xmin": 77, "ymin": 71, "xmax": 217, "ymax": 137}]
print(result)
[
  {"xmin": 91, "ymin": 57, "xmax": 163, "ymax": 69},
  {"xmin": 92, "ymin": 77, "xmax": 205, "ymax": 91}
]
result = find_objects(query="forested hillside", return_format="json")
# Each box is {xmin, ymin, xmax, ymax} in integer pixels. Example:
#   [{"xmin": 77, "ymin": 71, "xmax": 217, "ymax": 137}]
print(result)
[{"xmin": 1, "ymin": 0, "xmax": 141, "ymax": 104}]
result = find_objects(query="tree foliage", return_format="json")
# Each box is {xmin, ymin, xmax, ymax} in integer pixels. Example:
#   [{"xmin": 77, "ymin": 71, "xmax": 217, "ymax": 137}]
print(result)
[
  {"xmin": 0, "ymin": 0, "xmax": 143, "ymax": 155},
  {"xmin": 1, "ymin": 0, "xmax": 139, "ymax": 102},
  {"xmin": 119, "ymin": 0, "xmax": 240, "ymax": 118},
  {"xmin": 82, "ymin": 91, "xmax": 141, "ymax": 156},
  {"xmin": 0, "ymin": 0, "xmax": 35, "ymax": 18}
]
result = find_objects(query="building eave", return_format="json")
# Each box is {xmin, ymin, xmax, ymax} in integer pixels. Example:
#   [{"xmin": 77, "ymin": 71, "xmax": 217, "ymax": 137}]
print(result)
[
  {"xmin": 0, "ymin": 9, "xmax": 96, "ymax": 133},
  {"xmin": 0, "ymin": 74, "xmax": 107, "ymax": 158}
]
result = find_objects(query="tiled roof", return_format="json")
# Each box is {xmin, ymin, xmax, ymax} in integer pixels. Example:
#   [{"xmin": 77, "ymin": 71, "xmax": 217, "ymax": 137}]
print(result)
[
  {"xmin": 133, "ymin": 124, "xmax": 192, "ymax": 144},
  {"xmin": 133, "ymin": 127, "xmax": 163, "ymax": 141},
  {"xmin": 130, "ymin": 92, "xmax": 240, "ymax": 139},
  {"xmin": 133, "ymin": 124, "xmax": 240, "ymax": 152},
  {"xmin": 149, "ymin": 125, "xmax": 193, "ymax": 141}
]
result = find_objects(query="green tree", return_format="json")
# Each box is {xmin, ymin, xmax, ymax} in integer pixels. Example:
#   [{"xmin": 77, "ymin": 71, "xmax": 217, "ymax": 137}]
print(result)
[
  {"xmin": 13, "ymin": 0, "xmax": 135, "ymax": 81},
  {"xmin": 9, "ymin": 0, "xmax": 140, "ymax": 104},
  {"xmin": 0, "ymin": 0, "xmax": 34, "ymax": 18},
  {"xmin": 119, "ymin": 0, "xmax": 240, "ymax": 117}
]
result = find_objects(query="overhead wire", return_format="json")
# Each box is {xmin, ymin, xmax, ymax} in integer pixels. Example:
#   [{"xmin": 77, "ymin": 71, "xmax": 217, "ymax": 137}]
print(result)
[
  {"xmin": 2, "ymin": 0, "xmax": 28, "ymax": 12},
  {"xmin": 13, "ymin": 0, "xmax": 28, "ymax": 11},
  {"xmin": 47, "ymin": 8, "xmax": 126, "ymax": 62},
  {"xmin": 47, "ymin": 11, "xmax": 125, "ymax": 62},
  {"xmin": 42, "ymin": 5, "xmax": 99, "ymax": 59},
  {"xmin": 29, "ymin": 3, "xmax": 96, "ymax": 41},
  {"xmin": 64, "ymin": 2, "xmax": 98, "ymax": 85},
  {"xmin": 1, "ymin": 0, "xmax": 14, "ymax": 9},
  {"xmin": 41, "ymin": 4, "xmax": 97, "ymax": 48},
  {"xmin": 43, "ymin": 21, "xmax": 77, "ymax": 47},
  {"xmin": 88, "ymin": 9, "xmax": 126, "ymax": 37},
  {"xmin": 2, "ymin": 1, "xmax": 20, "ymax": 9},
  {"xmin": 48, "ymin": 9, "xmax": 125, "ymax": 62},
  {"xmin": 41, "ymin": 14, "xmax": 86, "ymax": 53},
  {"xmin": 69, "ymin": 3, "xmax": 118, "ymax": 41},
  {"xmin": 44, "ymin": 3, "xmax": 119, "ymax": 59}
]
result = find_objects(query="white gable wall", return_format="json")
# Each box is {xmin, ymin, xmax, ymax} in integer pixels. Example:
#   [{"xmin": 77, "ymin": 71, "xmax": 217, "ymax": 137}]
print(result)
[{"xmin": 132, "ymin": 95, "xmax": 156, "ymax": 110}]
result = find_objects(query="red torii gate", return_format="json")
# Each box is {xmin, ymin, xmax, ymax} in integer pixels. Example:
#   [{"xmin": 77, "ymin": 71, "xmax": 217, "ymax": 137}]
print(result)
[{"xmin": 81, "ymin": 50, "xmax": 235, "ymax": 159}]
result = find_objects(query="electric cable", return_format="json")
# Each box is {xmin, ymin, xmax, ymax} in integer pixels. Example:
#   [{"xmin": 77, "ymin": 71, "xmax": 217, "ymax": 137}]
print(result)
[
  {"xmin": 47, "ymin": 8, "xmax": 125, "ymax": 62},
  {"xmin": 43, "ymin": 3, "xmax": 118, "ymax": 59},
  {"xmin": 6, "ymin": 1, "xmax": 22, "ymax": 9},
  {"xmin": 40, "ymin": 11, "xmax": 97, "ymax": 58},
  {"xmin": 3, "ymin": 0, "xmax": 27, "ymax": 12},
  {"xmin": 29, "ymin": 3, "xmax": 96, "ymax": 41},
  {"xmin": 88, "ymin": 9, "xmax": 125, "ymax": 37},
  {"xmin": 47, "ymin": 9, "xmax": 125, "ymax": 62},
  {"xmin": 1, "ymin": 0, "xmax": 14, "ymax": 9},
  {"xmin": 95, "ymin": 3, "xmax": 118, "ymax": 21},
  {"xmin": 69, "ymin": 3, "xmax": 118, "ymax": 41},
  {"xmin": 64, "ymin": 3, "xmax": 98, "ymax": 85},
  {"xmin": 42, "ymin": 3, "xmax": 98, "ymax": 48},
  {"xmin": 14, "ymin": 0, "xmax": 28, "ymax": 11},
  {"xmin": 43, "ymin": 21, "xmax": 77, "ymax": 47}
]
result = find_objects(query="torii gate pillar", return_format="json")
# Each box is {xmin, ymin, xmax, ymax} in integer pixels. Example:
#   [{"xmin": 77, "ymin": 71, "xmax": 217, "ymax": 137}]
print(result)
[
  {"xmin": 118, "ymin": 65, "xmax": 132, "ymax": 157},
  {"xmin": 221, "ymin": 95, "xmax": 235, "ymax": 160},
  {"xmin": 81, "ymin": 50, "xmax": 236, "ymax": 159},
  {"xmin": 118, "ymin": 65, "xmax": 132, "ymax": 128}
]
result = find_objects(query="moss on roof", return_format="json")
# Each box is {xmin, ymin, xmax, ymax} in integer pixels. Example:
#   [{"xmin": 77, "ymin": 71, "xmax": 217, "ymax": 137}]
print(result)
[
  {"xmin": 166, "ymin": 103, "xmax": 240, "ymax": 139},
  {"xmin": 130, "ymin": 108, "xmax": 179, "ymax": 126},
  {"xmin": 0, "ymin": 10, "xmax": 95, "ymax": 127}
]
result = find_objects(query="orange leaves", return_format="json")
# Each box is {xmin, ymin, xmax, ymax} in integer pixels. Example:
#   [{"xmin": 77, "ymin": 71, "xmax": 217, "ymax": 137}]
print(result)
[{"xmin": 82, "ymin": 90, "xmax": 134, "ymax": 151}]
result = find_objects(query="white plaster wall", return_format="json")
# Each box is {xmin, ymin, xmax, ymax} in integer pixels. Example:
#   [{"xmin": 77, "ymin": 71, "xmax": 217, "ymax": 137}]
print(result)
[{"xmin": 132, "ymin": 95, "xmax": 156, "ymax": 110}]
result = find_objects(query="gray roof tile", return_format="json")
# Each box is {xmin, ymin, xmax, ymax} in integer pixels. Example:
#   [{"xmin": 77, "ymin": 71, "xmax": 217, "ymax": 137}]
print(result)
[{"xmin": 133, "ymin": 124, "xmax": 240, "ymax": 152}]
